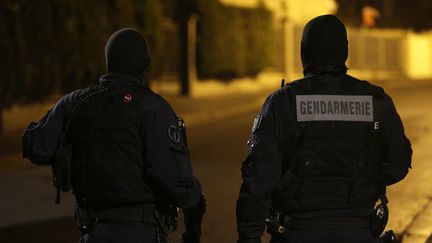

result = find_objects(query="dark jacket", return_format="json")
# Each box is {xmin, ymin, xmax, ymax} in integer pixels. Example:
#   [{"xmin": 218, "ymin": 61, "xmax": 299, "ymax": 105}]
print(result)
[
  {"xmin": 236, "ymin": 73, "xmax": 412, "ymax": 240},
  {"xmin": 23, "ymin": 73, "xmax": 201, "ymax": 209}
]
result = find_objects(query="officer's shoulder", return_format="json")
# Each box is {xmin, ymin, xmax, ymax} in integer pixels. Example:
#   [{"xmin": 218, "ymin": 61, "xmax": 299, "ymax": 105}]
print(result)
[
  {"xmin": 277, "ymin": 76, "xmax": 312, "ymax": 96},
  {"xmin": 284, "ymin": 75, "xmax": 315, "ymax": 89},
  {"xmin": 58, "ymin": 89, "xmax": 84, "ymax": 107},
  {"xmin": 265, "ymin": 77, "xmax": 310, "ymax": 105},
  {"xmin": 347, "ymin": 75, "xmax": 385, "ymax": 97}
]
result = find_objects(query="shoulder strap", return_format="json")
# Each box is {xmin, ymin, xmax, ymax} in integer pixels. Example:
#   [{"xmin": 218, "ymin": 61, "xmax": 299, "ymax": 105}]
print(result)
[{"xmin": 66, "ymin": 86, "xmax": 111, "ymax": 128}]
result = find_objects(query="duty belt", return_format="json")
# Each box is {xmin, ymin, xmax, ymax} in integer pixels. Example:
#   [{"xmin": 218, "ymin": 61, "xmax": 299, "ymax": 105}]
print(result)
[
  {"xmin": 77, "ymin": 204, "xmax": 156, "ymax": 225},
  {"xmin": 290, "ymin": 217, "xmax": 369, "ymax": 229}
]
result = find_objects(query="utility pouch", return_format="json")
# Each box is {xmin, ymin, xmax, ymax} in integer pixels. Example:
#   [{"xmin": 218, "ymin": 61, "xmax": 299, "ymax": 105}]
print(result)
[
  {"xmin": 369, "ymin": 203, "xmax": 389, "ymax": 237},
  {"xmin": 52, "ymin": 136, "xmax": 73, "ymax": 204}
]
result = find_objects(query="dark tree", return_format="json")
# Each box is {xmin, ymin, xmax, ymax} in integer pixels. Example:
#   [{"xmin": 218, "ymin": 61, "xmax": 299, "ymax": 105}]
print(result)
[
  {"xmin": 0, "ymin": 0, "xmax": 166, "ymax": 134},
  {"xmin": 0, "ymin": 0, "xmax": 56, "ymax": 135}
]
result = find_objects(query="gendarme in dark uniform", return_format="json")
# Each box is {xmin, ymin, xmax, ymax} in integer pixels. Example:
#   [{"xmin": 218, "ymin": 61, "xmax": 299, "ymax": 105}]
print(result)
[
  {"xmin": 236, "ymin": 15, "xmax": 412, "ymax": 243},
  {"xmin": 23, "ymin": 28, "xmax": 204, "ymax": 243}
]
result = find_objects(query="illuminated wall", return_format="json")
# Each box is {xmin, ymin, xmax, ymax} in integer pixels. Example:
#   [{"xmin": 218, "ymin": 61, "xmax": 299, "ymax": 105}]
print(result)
[
  {"xmin": 220, "ymin": 0, "xmax": 432, "ymax": 80},
  {"xmin": 220, "ymin": 0, "xmax": 338, "ymax": 23}
]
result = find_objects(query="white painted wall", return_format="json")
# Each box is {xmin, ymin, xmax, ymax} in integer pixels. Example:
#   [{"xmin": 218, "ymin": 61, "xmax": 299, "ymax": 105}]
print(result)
[{"xmin": 405, "ymin": 31, "xmax": 432, "ymax": 80}]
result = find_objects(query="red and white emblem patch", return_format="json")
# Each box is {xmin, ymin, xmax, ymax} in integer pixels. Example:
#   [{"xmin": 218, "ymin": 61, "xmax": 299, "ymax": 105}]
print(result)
[{"xmin": 123, "ymin": 93, "xmax": 133, "ymax": 103}]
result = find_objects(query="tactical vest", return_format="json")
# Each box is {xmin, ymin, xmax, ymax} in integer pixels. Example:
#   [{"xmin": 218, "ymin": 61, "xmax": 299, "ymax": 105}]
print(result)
[
  {"xmin": 272, "ymin": 74, "xmax": 385, "ymax": 213},
  {"xmin": 68, "ymin": 82, "xmax": 154, "ymax": 209}
]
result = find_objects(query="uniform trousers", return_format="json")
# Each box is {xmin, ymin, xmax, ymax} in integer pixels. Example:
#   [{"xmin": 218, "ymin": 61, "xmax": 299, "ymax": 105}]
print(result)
[
  {"xmin": 82, "ymin": 223, "xmax": 157, "ymax": 243},
  {"xmin": 269, "ymin": 229, "xmax": 382, "ymax": 243}
]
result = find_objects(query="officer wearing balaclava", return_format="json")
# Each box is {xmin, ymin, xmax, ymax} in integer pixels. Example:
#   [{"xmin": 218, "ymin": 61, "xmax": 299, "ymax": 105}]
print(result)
[
  {"xmin": 23, "ymin": 28, "xmax": 205, "ymax": 243},
  {"xmin": 236, "ymin": 15, "xmax": 412, "ymax": 243}
]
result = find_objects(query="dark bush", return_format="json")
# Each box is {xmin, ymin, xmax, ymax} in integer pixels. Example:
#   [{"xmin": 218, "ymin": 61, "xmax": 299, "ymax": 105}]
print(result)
[{"xmin": 196, "ymin": 0, "xmax": 275, "ymax": 80}]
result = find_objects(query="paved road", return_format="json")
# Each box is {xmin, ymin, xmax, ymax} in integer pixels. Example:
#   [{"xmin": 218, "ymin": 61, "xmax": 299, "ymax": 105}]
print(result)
[
  {"xmin": 1, "ymin": 81, "xmax": 431, "ymax": 243},
  {"xmin": 382, "ymin": 83, "xmax": 432, "ymax": 242}
]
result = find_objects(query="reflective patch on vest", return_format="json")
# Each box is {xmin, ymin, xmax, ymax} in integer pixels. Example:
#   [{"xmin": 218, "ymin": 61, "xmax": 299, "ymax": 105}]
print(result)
[
  {"xmin": 296, "ymin": 95, "xmax": 373, "ymax": 122},
  {"xmin": 168, "ymin": 125, "xmax": 181, "ymax": 143},
  {"xmin": 251, "ymin": 114, "xmax": 262, "ymax": 133}
]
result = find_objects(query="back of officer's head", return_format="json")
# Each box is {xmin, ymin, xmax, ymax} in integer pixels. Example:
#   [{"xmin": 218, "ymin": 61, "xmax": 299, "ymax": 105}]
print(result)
[
  {"xmin": 301, "ymin": 15, "xmax": 348, "ymax": 76},
  {"xmin": 105, "ymin": 28, "xmax": 151, "ymax": 80}
]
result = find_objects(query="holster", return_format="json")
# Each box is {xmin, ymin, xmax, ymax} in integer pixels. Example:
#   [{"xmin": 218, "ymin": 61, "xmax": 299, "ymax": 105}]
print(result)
[
  {"xmin": 369, "ymin": 195, "xmax": 389, "ymax": 238},
  {"xmin": 266, "ymin": 210, "xmax": 290, "ymax": 238},
  {"xmin": 153, "ymin": 205, "xmax": 179, "ymax": 243},
  {"xmin": 75, "ymin": 205, "xmax": 98, "ymax": 235}
]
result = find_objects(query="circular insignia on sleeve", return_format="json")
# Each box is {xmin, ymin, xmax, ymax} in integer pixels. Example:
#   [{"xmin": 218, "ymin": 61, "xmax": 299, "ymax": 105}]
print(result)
[
  {"xmin": 168, "ymin": 125, "xmax": 181, "ymax": 144},
  {"xmin": 123, "ymin": 93, "xmax": 133, "ymax": 103}
]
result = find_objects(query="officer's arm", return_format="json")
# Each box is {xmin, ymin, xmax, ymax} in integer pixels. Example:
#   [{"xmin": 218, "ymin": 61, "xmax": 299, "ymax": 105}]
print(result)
[
  {"xmin": 237, "ymin": 94, "xmax": 284, "ymax": 242},
  {"xmin": 378, "ymin": 93, "xmax": 412, "ymax": 185},
  {"xmin": 139, "ymin": 94, "xmax": 201, "ymax": 209},
  {"xmin": 22, "ymin": 91, "xmax": 79, "ymax": 164}
]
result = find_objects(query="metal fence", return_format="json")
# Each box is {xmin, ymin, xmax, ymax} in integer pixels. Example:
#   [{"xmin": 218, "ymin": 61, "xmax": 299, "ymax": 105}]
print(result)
[
  {"xmin": 286, "ymin": 25, "xmax": 406, "ymax": 78},
  {"xmin": 348, "ymin": 28, "xmax": 405, "ymax": 72}
]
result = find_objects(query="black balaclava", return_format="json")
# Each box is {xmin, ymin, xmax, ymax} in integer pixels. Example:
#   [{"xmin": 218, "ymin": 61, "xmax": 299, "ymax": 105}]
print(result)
[
  {"xmin": 105, "ymin": 28, "xmax": 151, "ymax": 81},
  {"xmin": 301, "ymin": 15, "xmax": 348, "ymax": 76}
]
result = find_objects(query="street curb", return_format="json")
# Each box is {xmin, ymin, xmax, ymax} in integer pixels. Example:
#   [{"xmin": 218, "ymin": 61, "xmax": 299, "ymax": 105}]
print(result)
[{"xmin": 402, "ymin": 199, "xmax": 432, "ymax": 243}]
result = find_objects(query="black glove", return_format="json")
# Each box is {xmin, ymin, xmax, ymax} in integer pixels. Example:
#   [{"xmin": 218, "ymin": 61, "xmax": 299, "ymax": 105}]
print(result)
[{"xmin": 181, "ymin": 194, "xmax": 206, "ymax": 243}]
